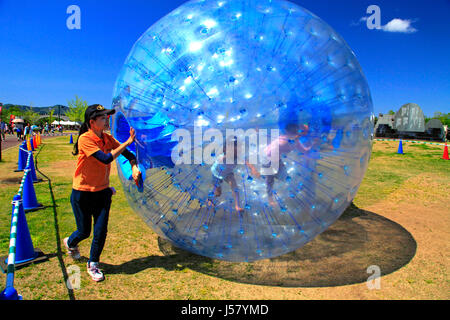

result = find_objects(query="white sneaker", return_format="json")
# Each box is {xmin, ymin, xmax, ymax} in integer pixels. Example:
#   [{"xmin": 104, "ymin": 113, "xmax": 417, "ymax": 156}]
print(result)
[
  {"xmin": 87, "ymin": 262, "xmax": 105, "ymax": 282},
  {"xmin": 63, "ymin": 237, "xmax": 81, "ymax": 260}
]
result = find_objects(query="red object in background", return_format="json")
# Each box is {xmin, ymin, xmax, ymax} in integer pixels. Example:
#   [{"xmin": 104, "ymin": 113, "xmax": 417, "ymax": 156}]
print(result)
[{"xmin": 443, "ymin": 143, "xmax": 449, "ymax": 160}]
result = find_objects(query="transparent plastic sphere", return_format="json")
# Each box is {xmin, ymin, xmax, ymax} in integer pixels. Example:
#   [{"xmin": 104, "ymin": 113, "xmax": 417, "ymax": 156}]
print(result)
[{"xmin": 111, "ymin": 0, "xmax": 374, "ymax": 262}]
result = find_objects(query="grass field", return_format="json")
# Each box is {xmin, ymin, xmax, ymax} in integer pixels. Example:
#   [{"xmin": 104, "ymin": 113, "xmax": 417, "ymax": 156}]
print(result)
[{"xmin": 0, "ymin": 137, "xmax": 448, "ymax": 300}]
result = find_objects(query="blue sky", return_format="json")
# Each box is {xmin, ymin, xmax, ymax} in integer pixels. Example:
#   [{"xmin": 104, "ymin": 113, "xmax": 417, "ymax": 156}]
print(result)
[{"xmin": 0, "ymin": 0, "xmax": 449, "ymax": 117}]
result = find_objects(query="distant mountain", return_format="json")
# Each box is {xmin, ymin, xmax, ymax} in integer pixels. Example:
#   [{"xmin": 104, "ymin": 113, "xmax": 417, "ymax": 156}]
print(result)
[{"xmin": 2, "ymin": 104, "xmax": 69, "ymax": 115}]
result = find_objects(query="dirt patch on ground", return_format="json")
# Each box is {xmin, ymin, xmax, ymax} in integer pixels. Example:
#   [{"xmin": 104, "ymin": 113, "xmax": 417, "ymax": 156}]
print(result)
[
  {"xmin": 358, "ymin": 173, "xmax": 449, "ymax": 299},
  {"xmin": 152, "ymin": 172, "xmax": 449, "ymax": 299},
  {"xmin": 36, "ymin": 160, "xmax": 77, "ymax": 178}
]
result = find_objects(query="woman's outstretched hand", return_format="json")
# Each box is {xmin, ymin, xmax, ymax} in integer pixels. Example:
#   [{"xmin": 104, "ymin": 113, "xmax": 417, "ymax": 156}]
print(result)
[{"xmin": 127, "ymin": 127, "xmax": 136, "ymax": 146}]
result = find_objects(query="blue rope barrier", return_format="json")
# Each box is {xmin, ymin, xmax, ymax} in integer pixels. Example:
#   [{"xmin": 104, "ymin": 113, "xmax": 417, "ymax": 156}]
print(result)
[
  {"xmin": 374, "ymin": 138, "xmax": 446, "ymax": 146},
  {"xmin": 0, "ymin": 149, "xmax": 33, "ymax": 300},
  {"xmin": 5, "ymin": 202, "xmax": 21, "ymax": 289}
]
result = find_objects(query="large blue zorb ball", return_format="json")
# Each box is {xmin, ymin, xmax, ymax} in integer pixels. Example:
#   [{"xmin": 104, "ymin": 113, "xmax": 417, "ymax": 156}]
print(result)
[{"xmin": 111, "ymin": 0, "xmax": 374, "ymax": 262}]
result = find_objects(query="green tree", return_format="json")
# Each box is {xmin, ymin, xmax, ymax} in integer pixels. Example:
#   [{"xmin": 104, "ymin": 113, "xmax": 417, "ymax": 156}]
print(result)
[
  {"xmin": 388, "ymin": 110, "xmax": 395, "ymax": 115},
  {"xmin": 66, "ymin": 95, "xmax": 88, "ymax": 123},
  {"xmin": 2, "ymin": 105, "xmax": 24, "ymax": 123},
  {"xmin": 23, "ymin": 105, "xmax": 40, "ymax": 125},
  {"xmin": 445, "ymin": 113, "xmax": 450, "ymax": 126},
  {"xmin": 430, "ymin": 111, "xmax": 450, "ymax": 126},
  {"xmin": 48, "ymin": 109, "xmax": 55, "ymax": 124},
  {"xmin": 0, "ymin": 105, "xmax": 11, "ymax": 123}
]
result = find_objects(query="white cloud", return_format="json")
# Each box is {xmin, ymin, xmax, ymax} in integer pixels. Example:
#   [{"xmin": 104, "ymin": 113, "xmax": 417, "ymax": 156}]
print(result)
[
  {"xmin": 350, "ymin": 16, "xmax": 367, "ymax": 26},
  {"xmin": 351, "ymin": 16, "xmax": 418, "ymax": 33},
  {"xmin": 380, "ymin": 18, "xmax": 418, "ymax": 33}
]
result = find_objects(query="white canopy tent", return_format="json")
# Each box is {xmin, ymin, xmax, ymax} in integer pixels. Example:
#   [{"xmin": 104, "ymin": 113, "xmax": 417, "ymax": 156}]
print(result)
[{"xmin": 51, "ymin": 120, "xmax": 81, "ymax": 126}]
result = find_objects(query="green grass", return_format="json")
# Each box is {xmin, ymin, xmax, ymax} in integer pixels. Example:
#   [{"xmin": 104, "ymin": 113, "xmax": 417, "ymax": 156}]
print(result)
[
  {"xmin": 354, "ymin": 141, "xmax": 449, "ymax": 207},
  {"xmin": 0, "ymin": 137, "xmax": 448, "ymax": 300}
]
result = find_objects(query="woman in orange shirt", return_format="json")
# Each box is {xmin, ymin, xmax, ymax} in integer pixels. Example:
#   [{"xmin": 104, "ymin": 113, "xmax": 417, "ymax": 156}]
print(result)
[{"xmin": 64, "ymin": 104, "xmax": 141, "ymax": 282}]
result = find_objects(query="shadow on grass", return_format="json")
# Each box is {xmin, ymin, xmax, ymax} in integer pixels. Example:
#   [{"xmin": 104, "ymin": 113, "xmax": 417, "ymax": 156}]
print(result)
[
  {"xmin": 35, "ymin": 144, "xmax": 76, "ymax": 300},
  {"xmin": 101, "ymin": 203, "xmax": 417, "ymax": 288}
]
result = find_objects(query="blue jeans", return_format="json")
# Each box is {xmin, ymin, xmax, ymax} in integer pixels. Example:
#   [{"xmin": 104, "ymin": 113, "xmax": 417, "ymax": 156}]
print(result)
[{"xmin": 67, "ymin": 188, "xmax": 113, "ymax": 263}]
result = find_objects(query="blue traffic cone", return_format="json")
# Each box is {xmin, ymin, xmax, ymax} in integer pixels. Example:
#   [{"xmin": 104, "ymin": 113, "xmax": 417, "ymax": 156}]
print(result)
[
  {"xmin": 0, "ymin": 286, "xmax": 21, "ymax": 300},
  {"xmin": 0, "ymin": 194, "xmax": 47, "ymax": 275},
  {"xmin": 10, "ymin": 194, "xmax": 38, "ymax": 264},
  {"xmin": 69, "ymin": 134, "xmax": 73, "ymax": 144},
  {"xmin": 14, "ymin": 143, "xmax": 28, "ymax": 172},
  {"xmin": 397, "ymin": 139, "xmax": 404, "ymax": 154},
  {"xmin": 22, "ymin": 168, "xmax": 44, "ymax": 212},
  {"xmin": 27, "ymin": 152, "xmax": 41, "ymax": 183}
]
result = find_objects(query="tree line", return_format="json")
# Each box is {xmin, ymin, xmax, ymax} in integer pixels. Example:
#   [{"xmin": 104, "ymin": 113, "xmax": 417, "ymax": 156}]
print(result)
[
  {"xmin": 1, "ymin": 96, "xmax": 88, "ymax": 126},
  {"xmin": 2, "ymin": 98, "xmax": 448, "ymax": 128}
]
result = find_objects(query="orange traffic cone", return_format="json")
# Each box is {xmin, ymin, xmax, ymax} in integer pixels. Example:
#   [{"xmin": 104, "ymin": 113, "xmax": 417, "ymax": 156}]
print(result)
[{"xmin": 442, "ymin": 143, "xmax": 449, "ymax": 160}]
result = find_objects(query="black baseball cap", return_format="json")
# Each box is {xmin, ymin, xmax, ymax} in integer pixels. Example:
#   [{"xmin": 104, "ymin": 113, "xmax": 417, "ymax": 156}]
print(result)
[{"xmin": 85, "ymin": 104, "xmax": 116, "ymax": 122}]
